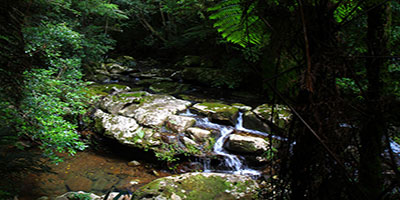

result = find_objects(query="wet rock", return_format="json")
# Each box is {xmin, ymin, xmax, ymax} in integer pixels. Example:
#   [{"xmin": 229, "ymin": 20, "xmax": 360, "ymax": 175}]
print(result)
[
  {"xmin": 186, "ymin": 127, "xmax": 211, "ymax": 141},
  {"xmin": 242, "ymin": 111, "xmax": 271, "ymax": 133},
  {"xmin": 130, "ymin": 69, "xmax": 175, "ymax": 79},
  {"xmin": 133, "ymin": 172, "xmax": 258, "ymax": 200},
  {"xmin": 192, "ymin": 102, "xmax": 239, "ymax": 125},
  {"xmin": 106, "ymin": 63, "xmax": 130, "ymax": 74},
  {"xmin": 182, "ymin": 136, "xmax": 198, "ymax": 147},
  {"xmin": 55, "ymin": 191, "xmax": 101, "ymax": 200},
  {"xmin": 115, "ymin": 55, "xmax": 137, "ymax": 67},
  {"xmin": 65, "ymin": 176, "xmax": 93, "ymax": 191},
  {"xmin": 231, "ymin": 103, "xmax": 252, "ymax": 112},
  {"xmin": 101, "ymin": 192, "xmax": 132, "ymax": 200},
  {"xmin": 166, "ymin": 115, "xmax": 196, "ymax": 133},
  {"xmin": 253, "ymin": 104, "xmax": 291, "ymax": 129},
  {"xmin": 149, "ymin": 82, "xmax": 190, "ymax": 94},
  {"xmin": 128, "ymin": 160, "xmax": 141, "ymax": 167},
  {"xmin": 226, "ymin": 134, "xmax": 268, "ymax": 154}
]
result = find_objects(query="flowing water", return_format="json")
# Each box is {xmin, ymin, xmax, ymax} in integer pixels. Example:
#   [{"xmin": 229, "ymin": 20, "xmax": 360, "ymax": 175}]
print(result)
[
  {"xmin": 193, "ymin": 111, "xmax": 268, "ymax": 177},
  {"xmin": 16, "ymin": 111, "xmax": 274, "ymax": 198}
]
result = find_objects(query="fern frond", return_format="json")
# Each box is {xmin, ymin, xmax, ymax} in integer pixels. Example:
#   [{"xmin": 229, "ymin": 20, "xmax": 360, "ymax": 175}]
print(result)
[{"xmin": 208, "ymin": 0, "xmax": 269, "ymax": 47}]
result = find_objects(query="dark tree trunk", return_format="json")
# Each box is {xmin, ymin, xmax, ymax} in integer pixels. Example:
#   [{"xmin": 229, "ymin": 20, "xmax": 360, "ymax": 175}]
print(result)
[
  {"xmin": 359, "ymin": 2, "xmax": 388, "ymax": 199},
  {"xmin": 0, "ymin": 0, "xmax": 28, "ymax": 104},
  {"xmin": 290, "ymin": 2, "xmax": 348, "ymax": 199}
]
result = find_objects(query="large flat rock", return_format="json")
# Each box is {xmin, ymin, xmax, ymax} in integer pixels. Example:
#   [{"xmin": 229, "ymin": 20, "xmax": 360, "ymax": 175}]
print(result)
[{"xmin": 133, "ymin": 172, "xmax": 259, "ymax": 200}]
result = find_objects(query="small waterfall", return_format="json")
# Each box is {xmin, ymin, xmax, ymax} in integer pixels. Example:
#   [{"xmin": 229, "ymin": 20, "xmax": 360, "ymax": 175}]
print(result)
[
  {"xmin": 212, "ymin": 127, "xmax": 261, "ymax": 176},
  {"xmin": 236, "ymin": 112, "xmax": 285, "ymax": 140},
  {"xmin": 194, "ymin": 112, "xmax": 261, "ymax": 177},
  {"xmin": 390, "ymin": 139, "xmax": 400, "ymax": 154}
]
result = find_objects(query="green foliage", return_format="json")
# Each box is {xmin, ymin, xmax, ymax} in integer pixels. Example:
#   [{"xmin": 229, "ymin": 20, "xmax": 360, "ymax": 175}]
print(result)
[
  {"xmin": 333, "ymin": 0, "xmax": 362, "ymax": 23},
  {"xmin": 262, "ymin": 146, "xmax": 278, "ymax": 161},
  {"xmin": 0, "ymin": 0, "xmax": 128, "ymax": 163},
  {"xmin": 70, "ymin": 193, "xmax": 92, "ymax": 200},
  {"xmin": 208, "ymin": 0, "xmax": 269, "ymax": 47}
]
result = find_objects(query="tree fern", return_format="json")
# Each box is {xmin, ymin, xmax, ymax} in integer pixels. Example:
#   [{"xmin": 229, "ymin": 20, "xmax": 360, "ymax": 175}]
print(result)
[{"xmin": 208, "ymin": 0, "xmax": 268, "ymax": 47}]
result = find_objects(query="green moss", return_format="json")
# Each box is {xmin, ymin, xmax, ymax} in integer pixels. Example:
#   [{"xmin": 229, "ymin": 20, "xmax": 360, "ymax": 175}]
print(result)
[
  {"xmin": 197, "ymin": 102, "xmax": 239, "ymax": 119},
  {"xmin": 118, "ymin": 91, "xmax": 147, "ymax": 98},
  {"xmin": 85, "ymin": 83, "xmax": 130, "ymax": 97},
  {"xmin": 134, "ymin": 174, "xmax": 255, "ymax": 200}
]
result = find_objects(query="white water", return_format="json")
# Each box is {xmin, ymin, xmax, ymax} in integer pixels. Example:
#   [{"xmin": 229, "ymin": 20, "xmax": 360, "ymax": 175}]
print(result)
[
  {"xmin": 390, "ymin": 139, "xmax": 400, "ymax": 154},
  {"xmin": 235, "ymin": 112, "xmax": 285, "ymax": 141},
  {"xmin": 192, "ymin": 111, "xmax": 261, "ymax": 177}
]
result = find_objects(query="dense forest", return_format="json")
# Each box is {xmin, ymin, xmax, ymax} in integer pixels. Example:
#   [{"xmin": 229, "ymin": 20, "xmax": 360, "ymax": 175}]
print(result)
[{"xmin": 1, "ymin": 0, "xmax": 399, "ymax": 199}]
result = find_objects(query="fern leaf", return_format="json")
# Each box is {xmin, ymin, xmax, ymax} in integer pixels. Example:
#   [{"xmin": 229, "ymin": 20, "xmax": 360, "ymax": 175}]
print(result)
[{"xmin": 208, "ymin": 0, "xmax": 269, "ymax": 47}]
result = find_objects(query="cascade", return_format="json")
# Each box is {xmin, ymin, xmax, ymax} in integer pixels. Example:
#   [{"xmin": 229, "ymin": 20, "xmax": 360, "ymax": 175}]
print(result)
[{"xmin": 194, "ymin": 111, "xmax": 262, "ymax": 177}]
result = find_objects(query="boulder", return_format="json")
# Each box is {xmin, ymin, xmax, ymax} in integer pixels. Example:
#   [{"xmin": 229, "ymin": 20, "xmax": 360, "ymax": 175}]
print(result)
[
  {"xmin": 55, "ymin": 192, "xmax": 101, "ymax": 200},
  {"xmin": 242, "ymin": 111, "xmax": 271, "ymax": 133},
  {"xmin": 94, "ymin": 109, "xmax": 139, "ymax": 145},
  {"xmin": 130, "ymin": 69, "xmax": 175, "ymax": 79},
  {"xmin": 105, "ymin": 63, "xmax": 130, "ymax": 74},
  {"xmin": 133, "ymin": 172, "xmax": 258, "ymax": 200},
  {"xmin": 192, "ymin": 102, "xmax": 239, "ymax": 125},
  {"xmin": 85, "ymin": 83, "xmax": 131, "ymax": 97},
  {"xmin": 186, "ymin": 127, "xmax": 212, "ymax": 141},
  {"xmin": 94, "ymin": 109, "xmax": 163, "ymax": 149},
  {"xmin": 231, "ymin": 103, "xmax": 252, "ymax": 112},
  {"xmin": 100, "ymin": 91, "xmax": 149, "ymax": 114},
  {"xmin": 253, "ymin": 104, "xmax": 291, "ymax": 129},
  {"xmin": 128, "ymin": 160, "xmax": 141, "ymax": 167},
  {"xmin": 225, "ymin": 133, "xmax": 268, "ymax": 154},
  {"xmin": 128, "ymin": 94, "xmax": 192, "ymax": 128},
  {"xmin": 182, "ymin": 137, "xmax": 198, "ymax": 147},
  {"xmin": 166, "ymin": 115, "xmax": 196, "ymax": 133},
  {"xmin": 115, "ymin": 55, "xmax": 137, "ymax": 67}
]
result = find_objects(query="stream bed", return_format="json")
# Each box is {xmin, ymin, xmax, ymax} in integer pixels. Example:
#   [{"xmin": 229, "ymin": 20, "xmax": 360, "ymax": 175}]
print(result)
[{"xmin": 17, "ymin": 149, "xmax": 171, "ymax": 199}]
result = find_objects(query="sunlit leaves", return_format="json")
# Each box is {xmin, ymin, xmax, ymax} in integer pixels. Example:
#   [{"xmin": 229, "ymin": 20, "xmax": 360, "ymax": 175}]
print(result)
[
  {"xmin": 333, "ymin": 0, "xmax": 362, "ymax": 23},
  {"xmin": 208, "ymin": 0, "xmax": 269, "ymax": 47}
]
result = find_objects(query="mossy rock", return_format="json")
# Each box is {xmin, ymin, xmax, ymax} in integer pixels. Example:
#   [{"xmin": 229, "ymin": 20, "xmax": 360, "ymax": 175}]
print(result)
[
  {"xmin": 133, "ymin": 172, "xmax": 258, "ymax": 200},
  {"xmin": 253, "ymin": 104, "xmax": 292, "ymax": 129},
  {"xmin": 231, "ymin": 103, "xmax": 252, "ymax": 112},
  {"xmin": 85, "ymin": 83, "xmax": 131, "ymax": 97},
  {"xmin": 149, "ymin": 82, "xmax": 191, "ymax": 94},
  {"xmin": 192, "ymin": 102, "xmax": 239, "ymax": 125},
  {"xmin": 100, "ymin": 91, "xmax": 150, "ymax": 114},
  {"xmin": 115, "ymin": 55, "xmax": 137, "ymax": 67},
  {"xmin": 178, "ymin": 94, "xmax": 222, "ymax": 103}
]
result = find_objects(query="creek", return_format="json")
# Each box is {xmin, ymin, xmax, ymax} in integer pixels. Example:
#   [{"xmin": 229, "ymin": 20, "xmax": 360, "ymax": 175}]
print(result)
[{"xmin": 194, "ymin": 112, "xmax": 264, "ymax": 177}]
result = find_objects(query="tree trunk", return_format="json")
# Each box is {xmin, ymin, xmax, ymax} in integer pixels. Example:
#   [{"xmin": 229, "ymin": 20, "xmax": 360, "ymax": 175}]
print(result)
[
  {"xmin": 0, "ymin": 0, "xmax": 28, "ymax": 104},
  {"xmin": 290, "ymin": 1, "xmax": 348, "ymax": 199},
  {"xmin": 359, "ymin": 2, "xmax": 388, "ymax": 199}
]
